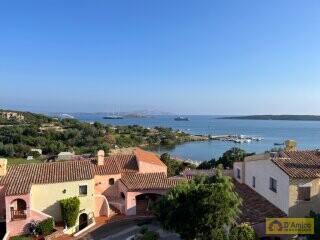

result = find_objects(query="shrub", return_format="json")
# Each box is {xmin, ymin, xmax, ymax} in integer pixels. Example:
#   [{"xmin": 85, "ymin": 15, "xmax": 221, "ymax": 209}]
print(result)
[
  {"xmin": 229, "ymin": 223, "xmax": 257, "ymax": 240},
  {"xmin": 139, "ymin": 225, "xmax": 148, "ymax": 234},
  {"xmin": 35, "ymin": 218, "xmax": 54, "ymax": 235},
  {"xmin": 60, "ymin": 197, "xmax": 80, "ymax": 227},
  {"xmin": 139, "ymin": 231, "xmax": 160, "ymax": 240}
]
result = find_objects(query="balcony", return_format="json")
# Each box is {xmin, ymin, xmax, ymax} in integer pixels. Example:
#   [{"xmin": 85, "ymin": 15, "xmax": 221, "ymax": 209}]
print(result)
[
  {"xmin": 10, "ymin": 198, "xmax": 27, "ymax": 221},
  {"xmin": 11, "ymin": 210, "xmax": 27, "ymax": 220}
]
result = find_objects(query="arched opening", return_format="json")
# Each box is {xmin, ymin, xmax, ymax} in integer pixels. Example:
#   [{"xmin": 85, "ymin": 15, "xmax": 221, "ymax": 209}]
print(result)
[
  {"xmin": 10, "ymin": 199, "xmax": 27, "ymax": 220},
  {"xmin": 120, "ymin": 192, "xmax": 125, "ymax": 199},
  {"xmin": 135, "ymin": 193, "xmax": 162, "ymax": 215},
  {"xmin": 79, "ymin": 213, "xmax": 88, "ymax": 231}
]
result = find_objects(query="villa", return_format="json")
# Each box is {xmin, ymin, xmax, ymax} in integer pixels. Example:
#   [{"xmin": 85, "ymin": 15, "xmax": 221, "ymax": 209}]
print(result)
[
  {"xmin": 234, "ymin": 140, "xmax": 320, "ymax": 218},
  {"xmin": 1, "ymin": 142, "xmax": 317, "ymax": 239},
  {"xmin": 0, "ymin": 148, "xmax": 182, "ymax": 238}
]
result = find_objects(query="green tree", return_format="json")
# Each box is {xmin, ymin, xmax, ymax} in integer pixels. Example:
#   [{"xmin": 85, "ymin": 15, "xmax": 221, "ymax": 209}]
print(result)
[
  {"xmin": 215, "ymin": 148, "xmax": 253, "ymax": 169},
  {"xmin": 229, "ymin": 223, "xmax": 257, "ymax": 240},
  {"xmin": 307, "ymin": 211, "xmax": 320, "ymax": 240},
  {"xmin": 196, "ymin": 158, "xmax": 216, "ymax": 169},
  {"xmin": 160, "ymin": 153, "xmax": 184, "ymax": 177},
  {"xmin": 151, "ymin": 165, "xmax": 242, "ymax": 240},
  {"xmin": 60, "ymin": 197, "xmax": 80, "ymax": 227}
]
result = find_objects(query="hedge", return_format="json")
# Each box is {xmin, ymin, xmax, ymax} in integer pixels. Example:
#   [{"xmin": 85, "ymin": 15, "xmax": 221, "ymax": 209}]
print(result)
[
  {"xmin": 35, "ymin": 218, "xmax": 54, "ymax": 235},
  {"xmin": 60, "ymin": 197, "xmax": 80, "ymax": 227}
]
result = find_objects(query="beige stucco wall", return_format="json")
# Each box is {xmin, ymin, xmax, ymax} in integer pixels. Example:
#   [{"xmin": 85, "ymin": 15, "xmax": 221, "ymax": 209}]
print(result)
[
  {"xmin": 244, "ymin": 159, "xmax": 290, "ymax": 214},
  {"xmin": 288, "ymin": 178, "xmax": 320, "ymax": 217},
  {"xmin": 30, "ymin": 179, "xmax": 95, "ymax": 224},
  {"xmin": 94, "ymin": 174, "xmax": 121, "ymax": 199}
]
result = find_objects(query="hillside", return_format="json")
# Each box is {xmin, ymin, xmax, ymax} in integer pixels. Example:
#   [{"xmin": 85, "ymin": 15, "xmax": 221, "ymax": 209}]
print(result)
[
  {"xmin": 0, "ymin": 109, "xmax": 53, "ymax": 125},
  {"xmin": 0, "ymin": 110, "xmax": 195, "ymax": 159}
]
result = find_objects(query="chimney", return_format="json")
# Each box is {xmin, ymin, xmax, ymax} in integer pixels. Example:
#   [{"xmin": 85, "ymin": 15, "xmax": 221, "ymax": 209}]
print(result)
[
  {"xmin": 97, "ymin": 150, "xmax": 105, "ymax": 165},
  {"xmin": 284, "ymin": 140, "xmax": 297, "ymax": 151},
  {"xmin": 0, "ymin": 158, "xmax": 7, "ymax": 176}
]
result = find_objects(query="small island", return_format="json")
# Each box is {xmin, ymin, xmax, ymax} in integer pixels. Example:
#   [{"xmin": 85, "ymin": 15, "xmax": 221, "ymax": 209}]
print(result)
[{"xmin": 219, "ymin": 115, "xmax": 320, "ymax": 121}]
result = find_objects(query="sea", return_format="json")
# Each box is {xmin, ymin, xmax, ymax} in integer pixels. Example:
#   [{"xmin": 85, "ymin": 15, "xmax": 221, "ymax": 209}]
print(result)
[{"xmin": 73, "ymin": 114, "xmax": 320, "ymax": 162}]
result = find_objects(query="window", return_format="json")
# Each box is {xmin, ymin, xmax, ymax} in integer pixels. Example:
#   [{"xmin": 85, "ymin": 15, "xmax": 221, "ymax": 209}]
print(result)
[
  {"xmin": 252, "ymin": 176, "xmax": 256, "ymax": 188},
  {"xmin": 109, "ymin": 178, "xmax": 115, "ymax": 185},
  {"xmin": 236, "ymin": 168, "xmax": 241, "ymax": 179},
  {"xmin": 298, "ymin": 185, "xmax": 311, "ymax": 201},
  {"xmin": 79, "ymin": 185, "xmax": 87, "ymax": 195},
  {"xmin": 269, "ymin": 177, "xmax": 277, "ymax": 193}
]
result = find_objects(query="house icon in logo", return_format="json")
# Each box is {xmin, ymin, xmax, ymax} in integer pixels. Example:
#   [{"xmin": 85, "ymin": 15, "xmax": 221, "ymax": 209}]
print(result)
[{"xmin": 268, "ymin": 220, "xmax": 283, "ymax": 232}]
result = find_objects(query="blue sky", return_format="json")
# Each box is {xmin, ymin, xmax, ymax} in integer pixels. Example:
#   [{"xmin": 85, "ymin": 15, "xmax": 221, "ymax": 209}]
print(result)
[{"xmin": 1, "ymin": 0, "xmax": 320, "ymax": 114}]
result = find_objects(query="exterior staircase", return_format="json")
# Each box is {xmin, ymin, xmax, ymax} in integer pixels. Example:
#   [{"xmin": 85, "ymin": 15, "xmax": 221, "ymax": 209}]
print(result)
[{"xmin": 109, "ymin": 205, "xmax": 120, "ymax": 218}]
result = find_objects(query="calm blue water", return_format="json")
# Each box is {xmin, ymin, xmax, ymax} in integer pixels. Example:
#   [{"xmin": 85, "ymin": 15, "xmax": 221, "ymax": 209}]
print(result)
[{"xmin": 73, "ymin": 114, "xmax": 320, "ymax": 161}]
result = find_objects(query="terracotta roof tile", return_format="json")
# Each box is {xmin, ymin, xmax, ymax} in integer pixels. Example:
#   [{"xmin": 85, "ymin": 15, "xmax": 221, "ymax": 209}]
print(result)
[
  {"xmin": 110, "ymin": 155, "xmax": 139, "ymax": 173},
  {"xmin": 93, "ymin": 158, "xmax": 120, "ymax": 175},
  {"xmin": 133, "ymin": 149, "xmax": 166, "ymax": 167},
  {"xmin": 92, "ymin": 154, "xmax": 139, "ymax": 175},
  {"xmin": 0, "ymin": 161, "xmax": 94, "ymax": 196},
  {"xmin": 120, "ymin": 172, "xmax": 184, "ymax": 191},
  {"xmin": 271, "ymin": 150, "xmax": 320, "ymax": 178},
  {"xmin": 233, "ymin": 181, "xmax": 287, "ymax": 225}
]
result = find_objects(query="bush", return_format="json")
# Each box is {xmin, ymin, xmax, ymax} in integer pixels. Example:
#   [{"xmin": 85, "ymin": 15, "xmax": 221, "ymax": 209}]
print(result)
[
  {"xmin": 139, "ymin": 225, "xmax": 148, "ymax": 234},
  {"xmin": 60, "ymin": 197, "xmax": 80, "ymax": 227},
  {"xmin": 35, "ymin": 218, "xmax": 54, "ymax": 235},
  {"xmin": 140, "ymin": 231, "xmax": 160, "ymax": 240},
  {"xmin": 229, "ymin": 223, "xmax": 257, "ymax": 240}
]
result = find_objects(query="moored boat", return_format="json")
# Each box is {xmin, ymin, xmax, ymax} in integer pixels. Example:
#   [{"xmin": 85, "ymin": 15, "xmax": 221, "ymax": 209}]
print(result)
[{"xmin": 174, "ymin": 116, "xmax": 189, "ymax": 121}]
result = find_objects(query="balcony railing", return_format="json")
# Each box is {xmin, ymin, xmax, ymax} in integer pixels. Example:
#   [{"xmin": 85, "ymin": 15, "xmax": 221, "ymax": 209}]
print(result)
[{"xmin": 11, "ymin": 210, "xmax": 27, "ymax": 220}]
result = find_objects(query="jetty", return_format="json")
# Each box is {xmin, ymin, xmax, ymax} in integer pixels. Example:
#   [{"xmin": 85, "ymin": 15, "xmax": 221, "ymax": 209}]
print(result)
[{"xmin": 209, "ymin": 134, "xmax": 263, "ymax": 143}]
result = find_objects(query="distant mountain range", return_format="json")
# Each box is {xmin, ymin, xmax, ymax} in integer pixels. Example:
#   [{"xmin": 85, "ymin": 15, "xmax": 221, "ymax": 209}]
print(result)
[{"xmin": 219, "ymin": 115, "xmax": 320, "ymax": 121}]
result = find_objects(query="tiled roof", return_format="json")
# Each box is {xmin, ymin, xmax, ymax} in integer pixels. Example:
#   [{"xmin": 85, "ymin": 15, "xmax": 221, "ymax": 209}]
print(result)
[
  {"xmin": 133, "ymin": 149, "xmax": 166, "ymax": 167},
  {"xmin": 109, "ymin": 155, "xmax": 139, "ymax": 173},
  {"xmin": 93, "ymin": 158, "xmax": 120, "ymax": 175},
  {"xmin": 92, "ymin": 154, "xmax": 139, "ymax": 175},
  {"xmin": 271, "ymin": 150, "xmax": 320, "ymax": 178},
  {"xmin": 0, "ymin": 161, "xmax": 94, "ymax": 196},
  {"xmin": 233, "ymin": 181, "xmax": 287, "ymax": 225},
  {"xmin": 120, "ymin": 172, "xmax": 184, "ymax": 191}
]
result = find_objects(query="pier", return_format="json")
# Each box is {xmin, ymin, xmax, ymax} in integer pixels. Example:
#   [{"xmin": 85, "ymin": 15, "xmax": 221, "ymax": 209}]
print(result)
[{"xmin": 209, "ymin": 134, "xmax": 263, "ymax": 143}]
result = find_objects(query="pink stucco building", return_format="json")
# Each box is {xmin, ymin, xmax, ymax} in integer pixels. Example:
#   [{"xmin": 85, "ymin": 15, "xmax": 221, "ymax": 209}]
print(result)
[{"xmin": 0, "ymin": 149, "xmax": 183, "ymax": 238}]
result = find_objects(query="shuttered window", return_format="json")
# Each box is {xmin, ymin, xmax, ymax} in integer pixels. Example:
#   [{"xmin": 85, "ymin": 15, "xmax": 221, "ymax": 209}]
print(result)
[
  {"xmin": 298, "ymin": 186, "xmax": 311, "ymax": 201},
  {"xmin": 269, "ymin": 177, "xmax": 277, "ymax": 193},
  {"xmin": 236, "ymin": 168, "xmax": 241, "ymax": 179},
  {"xmin": 252, "ymin": 176, "xmax": 256, "ymax": 188}
]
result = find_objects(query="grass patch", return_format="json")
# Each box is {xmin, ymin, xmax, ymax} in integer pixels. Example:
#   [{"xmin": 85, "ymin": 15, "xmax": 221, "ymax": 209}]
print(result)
[
  {"xmin": 10, "ymin": 235, "xmax": 33, "ymax": 240},
  {"xmin": 7, "ymin": 158, "xmax": 42, "ymax": 165}
]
